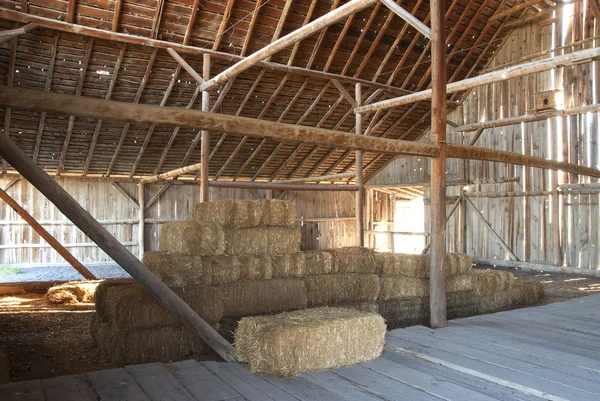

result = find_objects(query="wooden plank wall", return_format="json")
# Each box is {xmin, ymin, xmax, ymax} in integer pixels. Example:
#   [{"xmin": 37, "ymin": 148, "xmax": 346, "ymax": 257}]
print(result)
[
  {"xmin": 368, "ymin": 5, "xmax": 600, "ymax": 271},
  {"xmin": 0, "ymin": 178, "xmax": 356, "ymax": 265}
]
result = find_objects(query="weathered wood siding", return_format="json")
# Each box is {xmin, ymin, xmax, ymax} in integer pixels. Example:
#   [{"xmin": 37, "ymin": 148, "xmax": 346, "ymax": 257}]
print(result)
[
  {"xmin": 369, "ymin": 5, "xmax": 600, "ymax": 271},
  {"xmin": 0, "ymin": 178, "xmax": 356, "ymax": 265}
]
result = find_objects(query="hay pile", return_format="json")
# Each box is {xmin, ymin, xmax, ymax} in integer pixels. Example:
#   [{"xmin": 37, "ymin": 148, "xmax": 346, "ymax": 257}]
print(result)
[
  {"xmin": 159, "ymin": 221, "xmax": 225, "ymax": 255},
  {"xmin": 46, "ymin": 281, "xmax": 102, "ymax": 304},
  {"xmin": 235, "ymin": 307, "xmax": 386, "ymax": 376}
]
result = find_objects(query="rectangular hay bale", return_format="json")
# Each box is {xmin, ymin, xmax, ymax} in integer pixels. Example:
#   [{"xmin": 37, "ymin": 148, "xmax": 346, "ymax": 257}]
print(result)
[
  {"xmin": 470, "ymin": 269, "xmax": 515, "ymax": 296},
  {"xmin": 235, "ymin": 307, "xmax": 386, "ymax": 376},
  {"xmin": 272, "ymin": 251, "xmax": 334, "ymax": 278},
  {"xmin": 192, "ymin": 199, "xmax": 295, "ymax": 228},
  {"xmin": 159, "ymin": 220, "xmax": 225, "ymax": 255},
  {"xmin": 225, "ymin": 227, "xmax": 301, "ymax": 254},
  {"xmin": 106, "ymin": 284, "xmax": 224, "ymax": 331},
  {"xmin": 304, "ymin": 274, "xmax": 380, "ymax": 307},
  {"xmin": 379, "ymin": 274, "xmax": 474, "ymax": 301},
  {"xmin": 222, "ymin": 279, "xmax": 307, "ymax": 317},
  {"xmin": 381, "ymin": 253, "xmax": 473, "ymax": 278},
  {"xmin": 331, "ymin": 247, "xmax": 379, "ymax": 274},
  {"xmin": 94, "ymin": 278, "xmax": 136, "ymax": 321}
]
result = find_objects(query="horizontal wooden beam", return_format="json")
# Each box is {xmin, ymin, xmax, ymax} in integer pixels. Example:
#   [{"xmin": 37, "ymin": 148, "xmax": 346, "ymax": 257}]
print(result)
[
  {"xmin": 276, "ymin": 172, "xmax": 356, "ymax": 183},
  {"xmin": 356, "ymin": 47, "xmax": 600, "ymax": 113},
  {"xmin": 199, "ymin": 0, "xmax": 378, "ymax": 91},
  {"xmin": 0, "ymin": 9, "xmax": 414, "ymax": 97},
  {"xmin": 457, "ymin": 103, "xmax": 600, "ymax": 132},
  {"xmin": 465, "ymin": 190, "xmax": 551, "ymax": 198},
  {"xmin": 0, "ymin": 23, "xmax": 37, "ymax": 44},
  {"xmin": 379, "ymin": 0, "xmax": 432, "ymax": 38},
  {"xmin": 208, "ymin": 181, "xmax": 359, "ymax": 191},
  {"xmin": 141, "ymin": 162, "xmax": 203, "ymax": 184},
  {"xmin": 2, "ymin": 86, "xmax": 600, "ymax": 178},
  {"xmin": 472, "ymin": 257, "xmax": 600, "ymax": 278}
]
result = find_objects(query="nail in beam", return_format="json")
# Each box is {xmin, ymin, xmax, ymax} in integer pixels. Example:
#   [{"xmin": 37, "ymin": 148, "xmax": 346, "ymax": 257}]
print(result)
[
  {"xmin": 0, "ymin": 187, "xmax": 97, "ymax": 280},
  {"xmin": 429, "ymin": 0, "xmax": 447, "ymax": 329},
  {"xmin": 356, "ymin": 47, "xmax": 600, "ymax": 114},
  {"xmin": 0, "ymin": 132, "xmax": 236, "ymax": 362},
  {"xmin": 2, "ymin": 86, "xmax": 600, "ymax": 179}
]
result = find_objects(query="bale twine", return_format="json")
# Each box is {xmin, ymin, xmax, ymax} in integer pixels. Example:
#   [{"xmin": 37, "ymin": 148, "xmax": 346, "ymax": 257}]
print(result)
[
  {"xmin": 304, "ymin": 274, "xmax": 380, "ymax": 307},
  {"xmin": 106, "ymin": 326, "xmax": 211, "ymax": 365},
  {"xmin": 470, "ymin": 269, "xmax": 515, "ymax": 296},
  {"xmin": 380, "ymin": 253, "xmax": 428, "ymax": 278},
  {"xmin": 235, "ymin": 307, "xmax": 386, "ymax": 376},
  {"xmin": 94, "ymin": 279, "xmax": 136, "ymax": 321},
  {"xmin": 192, "ymin": 199, "xmax": 295, "ymax": 228},
  {"xmin": 331, "ymin": 247, "xmax": 379, "ymax": 274},
  {"xmin": 225, "ymin": 227, "xmax": 301, "ymax": 255},
  {"xmin": 159, "ymin": 220, "xmax": 225, "ymax": 256},
  {"xmin": 106, "ymin": 284, "xmax": 223, "ymax": 331},
  {"xmin": 45, "ymin": 281, "xmax": 100, "ymax": 304},
  {"xmin": 222, "ymin": 279, "xmax": 307, "ymax": 317}
]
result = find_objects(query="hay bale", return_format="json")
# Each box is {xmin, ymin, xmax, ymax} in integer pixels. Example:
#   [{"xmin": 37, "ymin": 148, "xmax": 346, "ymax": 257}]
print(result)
[
  {"xmin": 193, "ymin": 199, "xmax": 295, "ymax": 228},
  {"xmin": 235, "ymin": 307, "xmax": 386, "ymax": 376},
  {"xmin": 331, "ymin": 247, "xmax": 379, "ymax": 274},
  {"xmin": 225, "ymin": 227, "xmax": 301, "ymax": 255},
  {"xmin": 0, "ymin": 349, "xmax": 8, "ymax": 384},
  {"xmin": 222, "ymin": 279, "xmax": 307, "ymax": 317},
  {"xmin": 272, "ymin": 253, "xmax": 306, "ymax": 278},
  {"xmin": 379, "ymin": 274, "xmax": 474, "ymax": 301},
  {"xmin": 446, "ymin": 291, "xmax": 480, "ymax": 319},
  {"xmin": 304, "ymin": 274, "xmax": 380, "ymax": 307},
  {"xmin": 447, "ymin": 274, "xmax": 474, "ymax": 293},
  {"xmin": 106, "ymin": 326, "xmax": 211, "ymax": 365},
  {"xmin": 380, "ymin": 253, "xmax": 428, "ymax": 278},
  {"xmin": 159, "ymin": 220, "xmax": 225, "ymax": 255},
  {"xmin": 272, "ymin": 251, "xmax": 334, "ymax": 278},
  {"xmin": 94, "ymin": 279, "xmax": 136, "ymax": 321},
  {"xmin": 237, "ymin": 254, "xmax": 273, "ymax": 280},
  {"xmin": 470, "ymin": 269, "xmax": 515, "ymax": 296},
  {"xmin": 511, "ymin": 280, "xmax": 544, "ymax": 305},
  {"xmin": 378, "ymin": 298, "xmax": 429, "ymax": 329},
  {"xmin": 106, "ymin": 284, "xmax": 223, "ymax": 331},
  {"xmin": 343, "ymin": 302, "xmax": 379, "ymax": 314},
  {"xmin": 46, "ymin": 281, "xmax": 100, "ymax": 304}
]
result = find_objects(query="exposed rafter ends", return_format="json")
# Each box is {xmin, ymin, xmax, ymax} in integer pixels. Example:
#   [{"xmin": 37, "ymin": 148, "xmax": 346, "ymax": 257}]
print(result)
[
  {"xmin": 356, "ymin": 47, "xmax": 600, "ymax": 114},
  {"xmin": 2, "ymin": 86, "xmax": 600, "ymax": 180},
  {"xmin": 199, "ymin": 0, "xmax": 379, "ymax": 91},
  {"xmin": 379, "ymin": 0, "xmax": 432, "ymax": 38},
  {"xmin": 0, "ymin": 23, "xmax": 37, "ymax": 44}
]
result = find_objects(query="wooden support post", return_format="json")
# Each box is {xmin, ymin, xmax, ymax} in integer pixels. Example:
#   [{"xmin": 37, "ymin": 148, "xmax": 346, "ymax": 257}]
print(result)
[
  {"xmin": 355, "ymin": 83, "xmax": 364, "ymax": 247},
  {"xmin": 0, "ymin": 187, "xmax": 96, "ymax": 280},
  {"xmin": 0, "ymin": 133, "xmax": 236, "ymax": 362},
  {"xmin": 138, "ymin": 183, "xmax": 145, "ymax": 259},
  {"xmin": 265, "ymin": 190, "xmax": 273, "ymax": 199},
  {"xmin": 429, "ymin": 0, "xmax": 447, "ymax": 329},
  {"xmin": 201, "ymin": 54, "xmax": 210, "ymax": 203},
  {"xmin": 458, "ymin": 190, "xmax": 467, "ymax": 254},
  {"xmin": 379, "ymin": 0, "xmax": 432, "ymax": 38},
  {"xmin": 421, "ymin": 196, "xmax": 461, "ymax": 255},
  {"xmin": 551, "ymin": 182, "xmax": 562, "ymax": 266}
]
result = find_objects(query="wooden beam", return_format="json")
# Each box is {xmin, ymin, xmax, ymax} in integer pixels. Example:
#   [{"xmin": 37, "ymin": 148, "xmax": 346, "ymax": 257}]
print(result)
[
  {"xmin": 138, "ymin": 183, "xmax": 145, "ymax": 259},
  {"xmin": 2, "ymin": 36, "xmax": 17, "ymax": 175},
  {"xmin": 183, "ymin": 0, "xmax": 200, "ymax": 45},
  {"xmin": 199, "ymin": 0, "xmax": 378, "ymax": 91},
  {"xmin": 421, "ymin": 195, "xmax": 463, "ymax": 255},
  {"xmin": 5, "ymin": 86, "xmax": 600, "ymax": 178},
  {"xmin": 465, "ymin": 190, "xmax": 552, "ymax": 198},
  {"xmin": 465, "ymin": 196, "xmax": 519, "ymax": 261},
  {"xmin": 141, "ymin": 163, "xmax": 202, "ymax": 184},
  {"xmin": 208, "ymin": 181, "xmax": 359, "ymax": 191},
  {"xmin": 111, "ymin": 182, "xmax": 139, "ymax": 209},
  {"xmin": 332, "ymin": 80, "xmax": 357, "ymax": 107},
  {"xmin": 0, "ymin": 187, "xmax": 96, "ymax": 280},
  {"xmin": 429, "ymin": 0, "xmax": 446, "ymax": 329},
  {"xmin": 276, "ymin": 172, "xmax": 355, "ymax": 184},
  {"xmin": 0, "ymin": 9, "xmax": 414, "ymax": 97},
  {"xmin": 66, "ymin": 0, "xmax": 76, "ymax": 23},
  {"xmin": 379, "ymin": 0, "xmax": 432, "ymax": 38},
  {"xmin": 145, "ymin": 183, "xmax": 172, "ymax": 211},
  {"xmin": 34, "ymin": 32, "xmax": 59, "ymax": 163},
  {"xmin": 356, "ymin": 83, "xmax": 365, "ymax": 247},
  {"xmin": 489, "ymin": 0, "xmax": 544, "ymax": 21},
  {"xmin": 0, "ymin": 23, "xmax": 37, "ymax": 44},
  {"xmin": 167, "ymin": 49, "xmax": 205, "ymax": 84},
  {"xmin": 0, "ymin": 132, "xmax": 236, "ymax": 361},
  {"xmin": 241, "ymin": 0, "xmax": 263, "ymax": 56},
  {"xmin": 150, "ymin": 0, "xmax": 165, "ymax": 39},
  {"xmin": 111, "ymin": 0, "xmax": 122, "ymax": 32},
  {"xmin": 213, "ymin": 0, "xmax": 235, "ymax": 51},
  {"xmin": 201, "ymin": 53, "xmax": 211, "ymax": 202},
  {"xmin": 357, "ymin": 47, "xmax": 600, "ymax": 113},
  {"xmin": 266, "ymin": 0, "xmax": 293, "ymax": 62}
]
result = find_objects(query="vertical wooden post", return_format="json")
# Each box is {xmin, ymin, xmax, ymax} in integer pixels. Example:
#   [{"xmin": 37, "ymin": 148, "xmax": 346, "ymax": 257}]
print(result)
[
  {"xmin": 0, "ymin": 187, "xmax": 97, "ymax": 280},
  {"xmin": 429, "ymin": 0, "xmax": 447, "ymax": 328},
  {"xmin": 265, "ymin": 189, "xmax": 273, "ymax": 199},
  {"xmin": 200, "ymin": 54, "xmax": 211, "ymax": 203},
  {"xmin": 355, "ymin": 83, "xmax": 364, "ymax": 247},
  {"xmin": 138, "ymin": 183, "xmax": 145, "ymax": 259},
  {"xmin": 458, "ymin": 190, "xmax": 467, "ymax": 254}
]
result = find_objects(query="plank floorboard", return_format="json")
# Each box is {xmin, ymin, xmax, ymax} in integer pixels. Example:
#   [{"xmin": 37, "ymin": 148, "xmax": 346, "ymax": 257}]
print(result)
[
  {"xmin": 86, "ymin": 368, "xmax": 152, "ymax": 401},
  {"xmin": 41, "ymin": 375, "xmax": 97, "ymax": 401},
  {"xmin": 169, "ymin": 360, "xmax": 243, "ymax": 401},
  {"xmin": 125, "ymin": 363, "xmax": 197, "ymax": 401},
  {"xmin": 0, "ymin": 380, "xmax": 45, "ymax": 401}
]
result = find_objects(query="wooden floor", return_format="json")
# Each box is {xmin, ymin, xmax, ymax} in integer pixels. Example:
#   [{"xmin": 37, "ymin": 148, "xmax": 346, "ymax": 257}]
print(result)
[{"xmin": 3, "ymin": 294, "xmax": 600, "ymax": 401}]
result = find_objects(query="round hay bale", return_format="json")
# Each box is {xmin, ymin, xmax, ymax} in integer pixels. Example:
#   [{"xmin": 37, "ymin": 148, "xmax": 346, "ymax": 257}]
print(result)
[
  {"xmin": 142, "ymin": 252, "xmax": 241, "ymax": 287},
  {"xmin": 380, "ymin": 253, "xmax": 428, "ymax": 278},
  {"xmin": 107, "ymin": 326, "xmax": 212, "ymax": 365},
  {"xmin": 304, "ymin": 274, "xmax": 380, "ymax": 307},
  {"xmin": 332, "ymin": 247, "xmax": 379, "ymax": 274},
  {"xmin": 235, "ymin": 307, "xmax": 386, "ymax": 376},
  {"xmin": 222, "ymin": 279, "xmax": 307, "ymax": 317},
  {"xmin": 225, "ymin": 227, "xmax": 301, "ymax": 255},
  {"xmin": 272, "ymin": 253, "xmax": 307, "ymax": 278},
  {"xmin": 379, "ymin": 277, "xmax": 428, "ymax": 301},
  {"xmin": 159, "ymin": 220, "xmax": 225, "ymax": 256},
  {"xmin": 106, "ymin": 284, "xmax": 224, "ymax": 331},
  {"xmin": 192, "ymin": 199, "xmax": 295, "ymax": 228}
]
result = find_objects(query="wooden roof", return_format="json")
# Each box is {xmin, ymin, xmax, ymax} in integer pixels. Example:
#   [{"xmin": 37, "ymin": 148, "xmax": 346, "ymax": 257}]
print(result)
[{"xmin": 0, "ymin": 0, "xmax": 546, "ymax": 183}]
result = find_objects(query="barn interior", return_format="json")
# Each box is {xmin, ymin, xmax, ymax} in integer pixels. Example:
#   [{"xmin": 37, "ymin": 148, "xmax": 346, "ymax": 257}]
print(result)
[{"xmin": 1, "ymin": 0, "xmax": 600, "ymax": 399}]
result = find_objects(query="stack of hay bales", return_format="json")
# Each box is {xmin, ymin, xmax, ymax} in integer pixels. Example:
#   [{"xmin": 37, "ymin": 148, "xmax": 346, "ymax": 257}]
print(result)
[{"xmin": 377, "ymin": 252, "xmax": 543, "ymax": 329}]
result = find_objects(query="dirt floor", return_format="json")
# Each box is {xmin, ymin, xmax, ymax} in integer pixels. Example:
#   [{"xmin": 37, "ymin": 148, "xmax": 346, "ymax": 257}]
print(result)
[{"xmin": 1, "ymin": 268, "xmax": 600, "ymax": 382}]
